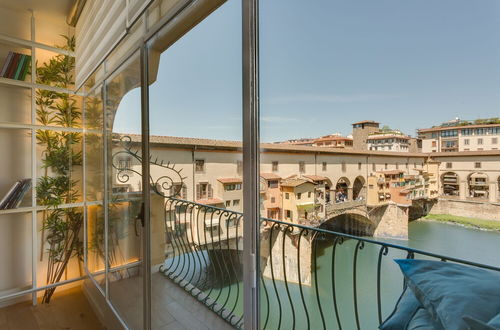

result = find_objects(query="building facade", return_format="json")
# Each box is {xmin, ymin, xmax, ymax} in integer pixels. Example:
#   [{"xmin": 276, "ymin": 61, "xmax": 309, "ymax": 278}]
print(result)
[{"xmin": 418, "ymin": 120, "xmax": 500, "ymax": 152}]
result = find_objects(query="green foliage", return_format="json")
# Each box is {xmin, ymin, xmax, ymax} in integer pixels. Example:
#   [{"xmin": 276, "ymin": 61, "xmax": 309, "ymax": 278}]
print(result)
[
  {"xmin": 35, "ymin": 35, "xmax": 83, "ymax": 304},
  {"xmin": 423, "ymin": 214, "xmax": 500, "ymax": 231}
]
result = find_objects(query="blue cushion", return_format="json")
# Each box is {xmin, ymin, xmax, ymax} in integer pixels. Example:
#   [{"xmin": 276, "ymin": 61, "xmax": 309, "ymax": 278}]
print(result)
[
  {"xmin": 380, "ymin": 287, "xmax": 442, "ymax": 330},
  {"xmin": 396, "ymin": 259, "xmax": 500, "ymax": 330},
  {"xmin": 463, "ymin": 313, "xmax": 500, "ymax": 330}
]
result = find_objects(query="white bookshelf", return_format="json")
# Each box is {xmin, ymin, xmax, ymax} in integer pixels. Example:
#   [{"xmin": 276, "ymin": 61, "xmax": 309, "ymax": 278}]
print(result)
[{"xmin": 0, "ymin": 8, "xmax": 82, "ymax": 306}]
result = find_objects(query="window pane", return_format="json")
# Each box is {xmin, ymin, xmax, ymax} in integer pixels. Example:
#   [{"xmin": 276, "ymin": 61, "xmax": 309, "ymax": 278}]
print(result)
[{"xmin": 148, "ymin": 0, "xmax": 244, "ymax": 327}]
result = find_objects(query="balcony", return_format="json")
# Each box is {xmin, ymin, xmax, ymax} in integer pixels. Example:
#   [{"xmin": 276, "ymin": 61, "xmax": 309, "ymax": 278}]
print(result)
[{"xmin": 157, "ymin": 197, "xmax": 500, "ymax": 329}]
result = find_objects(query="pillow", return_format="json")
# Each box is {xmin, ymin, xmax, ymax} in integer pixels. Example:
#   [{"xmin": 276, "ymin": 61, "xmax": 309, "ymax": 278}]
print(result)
[
  {"xmin": 380, "ymin": 286, "xmax": 442, "ymax": 330},
  {"xmin": 396, "ymin": 259, "xmax": 500, "ymax": 330},
  {"xmin": 463, "ymin": 313, "xmax": 500, "ymax": 330}
]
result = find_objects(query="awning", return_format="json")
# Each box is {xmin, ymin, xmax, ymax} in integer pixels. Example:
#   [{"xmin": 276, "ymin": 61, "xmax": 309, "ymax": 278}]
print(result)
[{"xmin": 296, "ymin": 202, "xmax": 314, "ymax": 210}]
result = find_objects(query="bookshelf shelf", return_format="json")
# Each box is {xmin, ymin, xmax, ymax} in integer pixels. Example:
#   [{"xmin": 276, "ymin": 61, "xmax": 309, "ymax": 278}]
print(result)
[
  {"xmin": 0, "ymin": 206, "xmax": 33, "ymax": 215},
  {"xmin": 0, "ymin": 33, "xmax": 75, "ymax": 57},
  {"xmin": 0, "ymin": 202, "xmax": 86, "ymax": 216}
]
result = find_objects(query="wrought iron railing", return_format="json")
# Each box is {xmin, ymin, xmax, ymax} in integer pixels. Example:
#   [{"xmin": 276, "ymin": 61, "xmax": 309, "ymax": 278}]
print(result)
[{"xmin": 159, "ymin": 197, "xmax": 500, "ymax": 329}]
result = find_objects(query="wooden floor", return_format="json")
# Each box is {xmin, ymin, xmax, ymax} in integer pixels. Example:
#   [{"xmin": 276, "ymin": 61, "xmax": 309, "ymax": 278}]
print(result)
[{"xmin": 0, "ymin": 286, "xmax": 104, "ymax": 330}]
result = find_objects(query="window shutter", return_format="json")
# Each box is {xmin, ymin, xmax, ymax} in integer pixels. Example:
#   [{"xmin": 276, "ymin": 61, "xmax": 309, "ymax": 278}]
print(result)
[
  {"xmin": 196, "ymin": 184, "xmax": 201, "ymax": 200},
  {"xmin": 208, "ymin": 184, "xmax": 213, "ymax": 198}
]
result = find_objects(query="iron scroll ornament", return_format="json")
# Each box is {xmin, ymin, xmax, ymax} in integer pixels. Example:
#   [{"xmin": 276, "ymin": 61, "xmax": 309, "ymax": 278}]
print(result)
[{"xmin": 111, "ymin": 135, "xmax": 187, "ymax": 198}]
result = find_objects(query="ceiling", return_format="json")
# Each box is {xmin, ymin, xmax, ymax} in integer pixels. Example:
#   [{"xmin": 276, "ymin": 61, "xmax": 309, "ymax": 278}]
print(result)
[{"xmin": 0, "ymin": 0, "xmax": 74, "ymax": 18}]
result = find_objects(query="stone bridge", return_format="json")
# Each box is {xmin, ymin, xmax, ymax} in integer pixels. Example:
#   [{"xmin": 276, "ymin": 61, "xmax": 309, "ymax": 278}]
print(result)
[{"xmin": 322, "ymin": 200, "xmax": 410, "ymax": 238}]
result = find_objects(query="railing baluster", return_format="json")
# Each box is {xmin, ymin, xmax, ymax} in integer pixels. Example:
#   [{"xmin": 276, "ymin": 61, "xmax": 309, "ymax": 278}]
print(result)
[
  {"xmin": 313, "ymin": 232, "xmax": 327, "ymax": 330},
  {"xmin": 353, "ymin": 240, "xmax": 365, "ymax": 330},
  {"xmin": 297, "ymin": 228, "xmax": 310, "ymax": 330},
  {"xmin": 269, "ymin": 223, "xmax": 282, "ymax": 330},
  {"xmin": 376, "ymin": 245, "xmax": 389, "ymax": 326},
  {"xmin": 282, "ymin": 225, "xmax": 296, "ymax": 329},
  {"xmin": 331, "ymin": 235, "xmax": 343, "ymax": 330},
  {"xmin": 230, "ymin": 214, "xmax": 243, "ymax": 327}
]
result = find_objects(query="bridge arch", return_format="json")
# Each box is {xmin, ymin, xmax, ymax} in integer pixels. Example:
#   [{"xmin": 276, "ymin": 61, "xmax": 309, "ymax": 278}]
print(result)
[
  {"xmin": 467, "ymin": 172, "xmax": 489, "ymax": 199},
  {"xmin": 334, "ymin": 177, "xmax": 350, "ymax": 203},
  {"xmin": 352, "ymin": 176, "xmax": 366, "ymax": 201},
  {"xmin": 320, "ymin": 213, "xmax": 374, "ymax": 236},
  {"xmin": 441, "ymin": 172, "xmax": 460, "ymax": 197}
]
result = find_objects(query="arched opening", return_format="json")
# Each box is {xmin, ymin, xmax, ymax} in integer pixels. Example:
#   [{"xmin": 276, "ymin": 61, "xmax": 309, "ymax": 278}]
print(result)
[
  {"xmin": 441, "ymin": 172, "xmax": 459, "ymax": 197},
  {"xmin": 498, "ymin": 176, "xmax": 500, "ymax": 201},
  {"xmin": 468, "ymin": 172, "xmax": 489, "ymax": 199},
  {"xmin": 335, "ymin": 177, "xmax": 350, "ymax": 203},
  {"xmin": 320, "ymin": 213, "xmax": 374, "ymax": 236},
  {"xmin": 352, "ymin": 176, "xmax": 366, "ymax": 201}
]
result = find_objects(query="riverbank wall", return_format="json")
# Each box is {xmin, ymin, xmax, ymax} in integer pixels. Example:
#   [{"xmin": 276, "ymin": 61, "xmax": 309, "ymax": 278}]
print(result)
[{"xmin": 429, "ymin": 199, "xmax": 500, "ymax": 221}]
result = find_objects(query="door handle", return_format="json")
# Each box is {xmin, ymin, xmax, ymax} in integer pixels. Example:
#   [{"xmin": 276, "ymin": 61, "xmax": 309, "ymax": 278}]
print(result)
[{"xmin": 135, "ymin": 202, "xmax": 145, "ymax": 236}]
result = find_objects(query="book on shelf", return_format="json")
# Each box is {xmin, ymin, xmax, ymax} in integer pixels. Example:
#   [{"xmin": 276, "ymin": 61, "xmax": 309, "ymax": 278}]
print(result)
[
  {"xmin": 0, "ymin": 52, "xmax": 31, "ymax": 81},
  {"xmin": 0, "ymin": 178, "xmax": 31, "ymax": 210}
]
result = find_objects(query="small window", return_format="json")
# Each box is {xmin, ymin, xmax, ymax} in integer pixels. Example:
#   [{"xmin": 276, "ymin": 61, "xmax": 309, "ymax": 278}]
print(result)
[
  {"xmin": 285, "ymin": 193, "xmax": 290, "ymax": 199},
  {"xmin": 322, "ymin": 161, "xmax": 327, "ymax": 171},
  {"xmin": 268, "ymin": 180, "xmax": 278, "ymax": 188},
  {"xmin": 272, "ymin": 161, "xmax": 279, "ymax": 172},
  {"xmin": 385, "ymin": 163, "xmax": 388, "ymax": 170},
  {"xmin": 225, "ymin": 200, "xmax": 231, "ymax": 207},
  {"xmin": 432, "ymin": 141, "xmax": 437, "ymax": 147},
  {"xmin": 446, "ymin": 162, "xmax": 452, "ymax": 169},
  {"xmin": 493, "ymin": 138, "xmax": 498, "ymax": 144},
  {"xmin": 299, "ymin": 161, "xmax": 305, "ymax": 173},
  {"xmin": 341, "ymin": 161, "xmax": 346, "ymax": 172},
  {"xmin": 285, "ymin": 210, "xmax": 292, "ymax": 219},
  {"xmin": 270, "ymin": 197, "xmax": 275, "ymax": 203},
  {"xmin": 475, "ymin": 162, "xmax": 481, "ymax": 169},
  {"xmin": 358, "ymin": 162, "xmax": 362, "ymax": 170},
  {"xmin": 308, "ymin": 191, "xmax": 311, "ymax": 198},
  {"xmin": 464, "ymin": 139, "xmax": 469, "ymax": 145},
  {"xmin": 195, "ymin": 159, "xmax": 205, "ymax": 172},
  {"xmin": 372, "ymin": 163, "xmax": 376, "ymax": 171},
  {"xmin": 405, "ymin": 163, "xmax": 409, "ymax": 169},
  {"xmin": 478, "ymin": 138, "xmax": 483, "ymax": 145},
  {"xmin": 297, "ymin": 193, "xmax": 301, "ymax": 200},
  {"xmin": 396, "ymin": 163, "xmax": 399, "ymax": 169},
  {"xmin": 233, "ymin": 199, "xmax": 240, "ymax": 206},
  {"xmin": 118, "ymin": 158, "xmax": 131, "ymax": 170}
]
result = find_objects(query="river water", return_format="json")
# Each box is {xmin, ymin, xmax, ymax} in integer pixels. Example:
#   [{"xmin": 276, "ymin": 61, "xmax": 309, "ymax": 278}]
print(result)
[{"xmin": 189, "ymin": 220, "xmax": 500, "ymax": 329}]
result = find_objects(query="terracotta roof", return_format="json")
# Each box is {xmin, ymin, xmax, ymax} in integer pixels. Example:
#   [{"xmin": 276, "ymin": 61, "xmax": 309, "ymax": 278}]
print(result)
[
  {"xmin": 368, "ymin": 135, "xmax": 410, "ymax": 140},
  {"xmin": 315, "ymin": 136, "xmax": 353, "ymax": 142},
  {"xmin": 303, "ymin": 175, "xmax": 328, "ymax": 182},
  {"xmin": 117, "ymin": 133, "xmax": 500, "ymax": 158},
  {"xmin": 352, "ymin": 120, "xmax": 380, "ymax": 125},
  {"xmin": 377, "ymin": 170, "xmax": 405, "ymax": 175},
  {"xmin": 217, "ymin": 178, "xmax": 242, "ymax": 184},
  {"xmin": 280, "ymin": 178, "xmax": 311, "ymax": 187},
  {"xmin": 196, "ymin": 198, "xmax": 224, "ymax": 205},
  {"xmin": 260, "ymin": 173, "xmax": 281, "ymax": 180}
]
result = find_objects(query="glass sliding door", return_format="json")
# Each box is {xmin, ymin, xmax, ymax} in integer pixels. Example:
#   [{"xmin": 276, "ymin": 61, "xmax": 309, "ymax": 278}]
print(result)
[
  {"xmin": 146, "ymin": 0, "xmax": 245, "ymax": 328},
  {"xmin": 104, "ymin": 51, "xmax": 144, "ymax": 330}
]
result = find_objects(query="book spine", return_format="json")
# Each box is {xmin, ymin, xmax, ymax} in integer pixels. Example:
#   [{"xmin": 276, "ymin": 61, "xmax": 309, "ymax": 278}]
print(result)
[
  {"xmin": 7, "ymin": 53, "xmax": 20, "ymax": 79},
  {"xmin": 0, "ymin": 181, "xmax": 20, "ymax": 209},
  {"xmin": 0, "ymin": 51, "xmax": 13, "ymax": 77},
  {"xmin": 20, "ymin": 55, "xmax": 31, "ymax": 81},
  {"xmin": 14, "ymin": 54, "xmax": 25, "ymax": 80},
  {"xmin": 13, "ymin": 179, "xmax": 31, "ymax": 208},
  {"xmin": 4, "ymin": 181, "xmax": 23, "ymax": 209}
]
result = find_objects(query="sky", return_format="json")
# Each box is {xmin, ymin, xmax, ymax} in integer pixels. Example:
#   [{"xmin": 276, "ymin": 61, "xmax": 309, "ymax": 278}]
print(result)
[{"xmin": 115, "ymin": 0, "xmax": 500, "ymax": 142}]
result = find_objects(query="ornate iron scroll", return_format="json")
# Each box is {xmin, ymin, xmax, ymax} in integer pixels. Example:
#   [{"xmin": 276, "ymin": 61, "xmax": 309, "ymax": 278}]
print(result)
[{"xmin": 111, "ymin": 135, "xmax": 186, "ymax": 197}]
